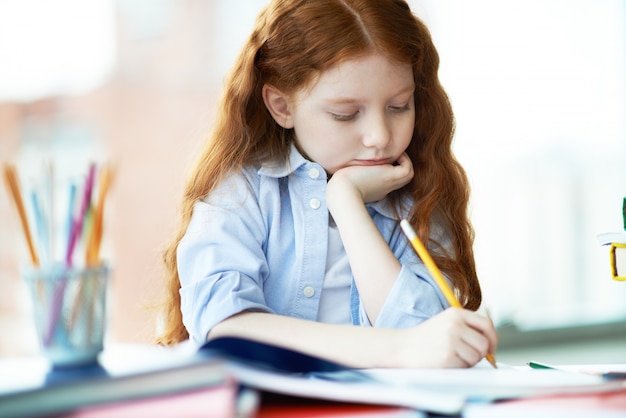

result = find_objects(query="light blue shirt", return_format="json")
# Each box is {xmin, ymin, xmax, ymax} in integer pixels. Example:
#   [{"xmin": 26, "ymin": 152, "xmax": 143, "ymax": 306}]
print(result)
[{"xmin": 177, "ymin": 145, "xmax": 449, "ymax": 343}]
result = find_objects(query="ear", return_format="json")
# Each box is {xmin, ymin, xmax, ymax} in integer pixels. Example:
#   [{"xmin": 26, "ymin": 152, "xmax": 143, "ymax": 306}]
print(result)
[{"xmin": 262, "ymin": 84, "xmax": 294, "ymax": 129}]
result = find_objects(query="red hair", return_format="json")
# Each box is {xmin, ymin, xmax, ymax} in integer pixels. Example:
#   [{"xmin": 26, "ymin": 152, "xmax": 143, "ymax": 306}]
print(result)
[{"xmin": 156, "ymin": 0, "xmax": 480, "ymax": 345}]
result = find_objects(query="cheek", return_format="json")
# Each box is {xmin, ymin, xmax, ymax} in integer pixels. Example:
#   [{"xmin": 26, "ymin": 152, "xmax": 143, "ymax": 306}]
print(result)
[{"xmin": 396, "ymin": 120, "xmax": 415, "ymax": 150}]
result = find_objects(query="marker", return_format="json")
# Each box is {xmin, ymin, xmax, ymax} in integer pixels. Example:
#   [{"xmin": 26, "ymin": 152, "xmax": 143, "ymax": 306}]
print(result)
[
  {"xmin": 622, "ymin": 197, "xmax": 625, "ymax": 230},
  {"xmin": 528, "ymin": 361, "xmax": 554, "ymax": 370},
  {"xmin": 528, "ymin": 361, "xmax": 626, "ymax": 380}
]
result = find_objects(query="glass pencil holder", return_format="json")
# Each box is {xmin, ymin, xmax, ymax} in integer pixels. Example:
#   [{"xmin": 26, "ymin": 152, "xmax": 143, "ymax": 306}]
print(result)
[{"xmin": 22, "ymin": 263, "xmax": 110, "ymax": 368}]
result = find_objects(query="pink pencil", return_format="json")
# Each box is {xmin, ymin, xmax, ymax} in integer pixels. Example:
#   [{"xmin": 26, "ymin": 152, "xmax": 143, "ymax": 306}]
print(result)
[
  {"xmin": 64, "ymin": 163, "xmax": 96, "ymax": 267},
  {"xmin": 45, "ymin": 163, "xmax": 97, "ymax": 346}
]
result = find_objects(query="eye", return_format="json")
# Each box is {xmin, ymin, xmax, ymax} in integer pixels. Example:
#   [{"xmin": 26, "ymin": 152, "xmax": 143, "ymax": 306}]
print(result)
[
  {"xmin": 330, "ymin": 112, "xmax": 358, "ymax": 122},
  {"xmin": 388, "ymin": 103, "xmax": 411, "ymax": 113}
]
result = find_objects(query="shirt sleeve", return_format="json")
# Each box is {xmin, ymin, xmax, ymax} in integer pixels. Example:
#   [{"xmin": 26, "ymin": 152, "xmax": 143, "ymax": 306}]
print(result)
[
  {"xmin": 372, "ymin": 264, "xmax": 449, "ymax": 328},
  {"xmin": 357, "ymin": 213, "xmax": 450, "ymax": 329},
  {"xmin": 177, "ymin": 174, "xmax": 272, "ymax": 343}
]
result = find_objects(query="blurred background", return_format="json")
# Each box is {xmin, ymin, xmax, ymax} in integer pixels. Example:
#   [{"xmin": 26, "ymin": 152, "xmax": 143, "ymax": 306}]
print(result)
[{"xmin": 1, "ymin": 0, "xmax": 625, "ymax": 363}]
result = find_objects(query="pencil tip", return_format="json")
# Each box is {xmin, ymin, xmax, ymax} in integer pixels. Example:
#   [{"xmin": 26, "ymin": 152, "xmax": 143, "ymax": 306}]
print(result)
[{"xmin": 486, "ymin": 354, "xmax": 498, "ymax": 369}]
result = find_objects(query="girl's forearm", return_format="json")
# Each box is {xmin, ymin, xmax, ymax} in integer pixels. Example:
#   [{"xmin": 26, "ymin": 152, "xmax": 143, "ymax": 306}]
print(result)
[
  {"xmin": 209, "ymin": 311, "xmax": 400, "ymax": 368},
  {"xmin": 326, "ymin": 183, "xmax": 401, "ymax": 324},
  {"xmin": 209, "ymin": 309, "xmax": 498, "ymax": 369}
]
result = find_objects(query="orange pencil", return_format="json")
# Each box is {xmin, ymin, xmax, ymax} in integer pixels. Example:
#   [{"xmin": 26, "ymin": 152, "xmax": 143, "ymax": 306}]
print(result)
[
  {"xmin": 400, "ymin": 219, "xmax": 497, "ymax": 368},
  {"xmin": 3, "ymin": 163, "xmax": 39, "ymax": 266}
]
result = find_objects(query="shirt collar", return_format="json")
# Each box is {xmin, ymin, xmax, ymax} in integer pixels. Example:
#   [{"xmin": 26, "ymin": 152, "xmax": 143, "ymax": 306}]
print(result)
[{"xmin": 257, "ymin": 144, "xmax": 311, "ymax": 178}]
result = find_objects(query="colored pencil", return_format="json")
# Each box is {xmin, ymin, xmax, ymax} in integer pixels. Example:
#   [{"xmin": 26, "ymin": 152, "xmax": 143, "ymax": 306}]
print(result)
[
  {"xmin": 3, "ymin": 163, "xmax": 40, "ymax": 266},
  {"xmin": 86, "ymin": 164, "xmax": 112, "ymax": 266}
]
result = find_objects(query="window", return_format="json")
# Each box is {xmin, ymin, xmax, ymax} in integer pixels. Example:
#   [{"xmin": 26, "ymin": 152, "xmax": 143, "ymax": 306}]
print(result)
[{"xmin": 416, "ymin": 0, "xmax": 626, "ymax": 330}]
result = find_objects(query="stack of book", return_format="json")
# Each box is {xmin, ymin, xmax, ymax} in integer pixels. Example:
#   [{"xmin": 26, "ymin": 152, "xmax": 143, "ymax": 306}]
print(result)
[{"xmin": 2, "ymin": 337, "xmax": 626, "ymax": 417}]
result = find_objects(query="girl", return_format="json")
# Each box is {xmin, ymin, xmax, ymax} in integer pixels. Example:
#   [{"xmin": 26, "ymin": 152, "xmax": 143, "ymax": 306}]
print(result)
[{"xmin": 158, "ymin": 0, "xmax": 497, "ymax": 368}]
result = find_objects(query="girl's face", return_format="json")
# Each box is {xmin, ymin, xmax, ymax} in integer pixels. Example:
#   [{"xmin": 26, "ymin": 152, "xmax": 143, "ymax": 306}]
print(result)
[{"xmin": 270, "ymin": 53, "xmax": 415, "ymax": 175}]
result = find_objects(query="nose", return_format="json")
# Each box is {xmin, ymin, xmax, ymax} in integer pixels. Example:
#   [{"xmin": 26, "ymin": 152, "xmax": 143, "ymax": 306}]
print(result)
[{"xmin": 362, "ymin": 113, "xmax": 391, "ymax": 149}]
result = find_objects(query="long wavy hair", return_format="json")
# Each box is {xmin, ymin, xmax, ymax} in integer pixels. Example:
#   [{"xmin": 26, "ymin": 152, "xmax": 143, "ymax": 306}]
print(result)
[{"xmin": 156, "ymin": 0, "xmax": 481, "ymax": 345}]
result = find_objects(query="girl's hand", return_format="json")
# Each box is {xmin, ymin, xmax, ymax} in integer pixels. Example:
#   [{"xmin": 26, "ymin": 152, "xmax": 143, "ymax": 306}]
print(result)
[
  {"xmin": 327, "ymin": 153, "xmax": 414, "ymax": 204},
  {"xmin": 392, "ymin": 308, "xmax": 498, "ymax": 368}
]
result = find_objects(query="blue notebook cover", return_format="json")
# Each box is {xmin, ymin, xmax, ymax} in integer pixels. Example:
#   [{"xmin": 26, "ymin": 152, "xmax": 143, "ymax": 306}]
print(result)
[{"xmin": 200, "ymin": 336, "xmax": 350, "ymax": 374}]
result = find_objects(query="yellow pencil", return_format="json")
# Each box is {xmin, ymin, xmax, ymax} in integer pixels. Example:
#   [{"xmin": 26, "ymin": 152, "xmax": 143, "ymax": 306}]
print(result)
[{"xmin": 400, "ymin": 219, "xmax": 497, "ymax": 369}]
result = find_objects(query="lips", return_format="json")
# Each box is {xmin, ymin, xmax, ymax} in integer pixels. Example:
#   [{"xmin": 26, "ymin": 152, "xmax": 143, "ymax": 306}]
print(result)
[{"xmin": 353, "ymin": 158, "xmax": 392, "ymax": 166}]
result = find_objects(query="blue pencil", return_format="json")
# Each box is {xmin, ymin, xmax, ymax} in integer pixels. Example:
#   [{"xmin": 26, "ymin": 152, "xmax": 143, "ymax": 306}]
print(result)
[{"xmin": 30, "ymin": 187, "xmax": 49, "ymax": 266}]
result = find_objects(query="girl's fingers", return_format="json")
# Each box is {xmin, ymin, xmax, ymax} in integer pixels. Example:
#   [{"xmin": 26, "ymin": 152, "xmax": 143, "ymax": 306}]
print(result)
[
  {"xmin": 464, "ymin": 311, "xmax": 499, "ymax": 353},
  {"xmin": 444, "ymin": 308, "xmax": 498, "ymax": 365}
]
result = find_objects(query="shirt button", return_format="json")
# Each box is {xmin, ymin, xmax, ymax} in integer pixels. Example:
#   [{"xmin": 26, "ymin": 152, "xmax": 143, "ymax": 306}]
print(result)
[
  {"xmin": 303, "ymin": 286, "xmax": 315, "ymax": 298},
  {"xmin": 309, "ymin": 167, "xmax": 320, "ymax": 179},
  {"xmin": 309, "ymin": 198, "xmax": 321, "ymax": 209}
]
